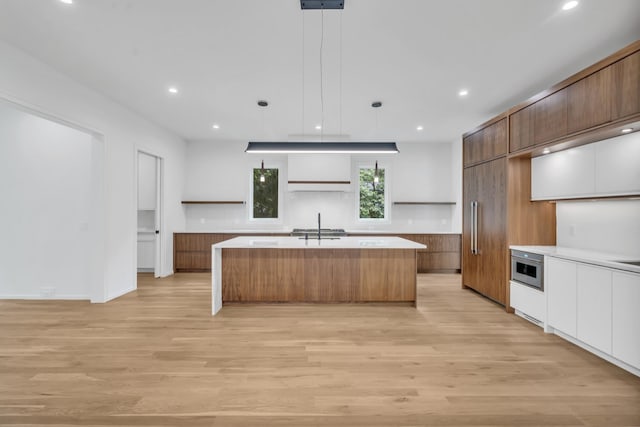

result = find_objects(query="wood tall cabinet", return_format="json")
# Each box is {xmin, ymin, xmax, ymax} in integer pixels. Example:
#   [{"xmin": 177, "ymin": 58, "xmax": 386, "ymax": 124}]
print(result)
[{"xmin": 462, "ymin": 119, "xmax": 509, "ymax": 305}]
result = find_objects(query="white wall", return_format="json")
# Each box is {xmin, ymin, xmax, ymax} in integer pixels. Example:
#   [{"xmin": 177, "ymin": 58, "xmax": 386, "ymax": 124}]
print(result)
[
  {"xmin": 556, "ymin": 200, "xmax": 640, "ymax": 257},
  {"xmin": 184, "ymin": 140, "xmax": 459, "ymax": 233},
  {"xmin": 450, "ymin": 137, "xmax": 463, "ymax": 233},
  {"xmin": 0, "ymin": 103, "xmax": 96, "ymax": 299},
  {"xmin": 0, "ymin": 40, "xmax": 186, "ymax": 301}
]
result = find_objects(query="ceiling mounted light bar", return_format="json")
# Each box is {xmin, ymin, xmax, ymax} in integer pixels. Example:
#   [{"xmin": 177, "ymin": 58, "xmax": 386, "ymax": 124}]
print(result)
[
  {"xmin": 245, "ymin": 142, "xmax": 399, "ymax": 154},
  {"xmin": 300, "ymin": 0, "xmax": 344, "ymax": 9}
]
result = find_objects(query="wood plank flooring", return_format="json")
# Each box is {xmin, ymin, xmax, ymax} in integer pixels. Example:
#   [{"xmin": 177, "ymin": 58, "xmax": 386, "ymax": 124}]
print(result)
[{"xmin": 0, "ymin": 273, "xmax": 639, "ymax": 426}]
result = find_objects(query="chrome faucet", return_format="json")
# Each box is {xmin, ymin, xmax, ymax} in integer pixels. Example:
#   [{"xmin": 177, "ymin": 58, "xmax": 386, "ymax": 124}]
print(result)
[{"xmin": 317, "ymin": 212, "xmax": 321, "ymax": 240}]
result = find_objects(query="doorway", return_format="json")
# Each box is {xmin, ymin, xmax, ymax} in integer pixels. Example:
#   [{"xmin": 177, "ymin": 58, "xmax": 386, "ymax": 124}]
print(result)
[{"xmin": 137, "ymin": 151, "xmax": 163, "ymax": 278}]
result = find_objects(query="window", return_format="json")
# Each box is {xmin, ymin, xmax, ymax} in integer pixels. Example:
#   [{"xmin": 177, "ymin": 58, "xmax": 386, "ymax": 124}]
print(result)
[
  {"xmin": 358, "ymin": 166, "xmax": 386, "ymax": 220},
  {"xmin": 252, "ymin": 167, "xmax": 279, "ymax": 219}
]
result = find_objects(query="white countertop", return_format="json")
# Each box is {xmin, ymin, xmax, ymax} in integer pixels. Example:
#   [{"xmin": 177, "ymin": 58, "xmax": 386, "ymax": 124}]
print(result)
[
  {"xmin": 510, "ymin": 245, "xmax": 640, "ymax": 274},
  {"xmin": 177, "ymin": 230, "xmax": 459, "ymax": 235},
  {"xmin": 213, "ymin": 236, "xmax": 426, "ymax": 250}
]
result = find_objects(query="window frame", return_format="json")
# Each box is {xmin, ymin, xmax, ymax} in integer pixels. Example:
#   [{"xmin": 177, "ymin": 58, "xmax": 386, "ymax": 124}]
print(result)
[
  {"xmin": 248, "ymin": 162, "xmax": 283, "ymax": 223},
  {"xmin": 356, "ymin": 162, "xmax": 390, "ymax": 223}
]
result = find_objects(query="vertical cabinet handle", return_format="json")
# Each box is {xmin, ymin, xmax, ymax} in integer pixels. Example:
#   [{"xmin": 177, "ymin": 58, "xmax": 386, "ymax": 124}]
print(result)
[{"xmin": 471, "ymin": 201, "xmax": 478, "ymax": 255}]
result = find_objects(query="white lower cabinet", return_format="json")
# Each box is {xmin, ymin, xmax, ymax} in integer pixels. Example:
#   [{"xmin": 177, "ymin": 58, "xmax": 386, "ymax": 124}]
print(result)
[
  {"xmin": 612, "ymin": 271, "xmax": 640, "ymax": 369},
  {"xmin": 547, "ymin": 257, "xmax": 577, "ymax": 337},
  {"xmin": 576, "ymin": 264, "xmax": 612, "ymax": 353},
  {"xmin": 510, "ymin": 281, "xmax": 545, "ymax": 324},
  {"xmin": 546, "ymin": 255, "xmax": 640, "ymax": 375}
]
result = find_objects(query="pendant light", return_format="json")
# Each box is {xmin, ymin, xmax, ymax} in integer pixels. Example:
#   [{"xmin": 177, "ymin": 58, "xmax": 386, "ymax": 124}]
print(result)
[
  {"xmin": 245, "ymin": 0, "xmax": 399, "ymax": 155},
  {"xmin": 259, "ymin": 160, "xmax": 266, "ymax": 183},
  {"xmin": 373, "ymin": 161, "xmax": 379, "ymax": 184}
]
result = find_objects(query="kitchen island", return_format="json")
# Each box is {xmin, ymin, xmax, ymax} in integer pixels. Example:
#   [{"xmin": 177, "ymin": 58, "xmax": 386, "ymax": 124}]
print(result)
[{"xmin": 211, "ymin": 236, "xmax": 426, "ymax": 315}]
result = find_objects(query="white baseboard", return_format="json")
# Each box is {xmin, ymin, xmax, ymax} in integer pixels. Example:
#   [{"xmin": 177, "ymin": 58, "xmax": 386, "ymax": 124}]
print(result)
[{"xmin": 0, "ymin": 294, "xmax": 89, "ymax": 300}]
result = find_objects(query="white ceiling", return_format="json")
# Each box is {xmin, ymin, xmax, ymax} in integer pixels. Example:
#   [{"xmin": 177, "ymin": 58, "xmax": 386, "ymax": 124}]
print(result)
[{"xmin": 0, "ymin": 0, "xmax": 639, "ymax": 144}]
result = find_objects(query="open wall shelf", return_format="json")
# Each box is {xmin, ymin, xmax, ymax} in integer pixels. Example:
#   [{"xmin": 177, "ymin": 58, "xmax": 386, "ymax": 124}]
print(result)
[
  {"xmin": 393, "ymin": 202, "xmax": 456, "ymax": 205},
  {"xmin": 182, "ymin": 201, "xmax": 245, "ymax": 205}
]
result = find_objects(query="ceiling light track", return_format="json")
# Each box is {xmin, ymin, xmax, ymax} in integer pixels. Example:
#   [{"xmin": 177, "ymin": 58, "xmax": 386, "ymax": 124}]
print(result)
[{"xmin": 300, "ymin": 0, "xmax": 344, "ymax": 10}]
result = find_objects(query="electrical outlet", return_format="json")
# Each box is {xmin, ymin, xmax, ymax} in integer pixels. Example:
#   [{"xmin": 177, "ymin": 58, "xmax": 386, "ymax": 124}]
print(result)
[
  {"xmin": 40, "ymin": 287, "xmax": 56, "ymax": 298},
  {"xmin": 199, "ymin": 218, "xmax": 205, "ymax": 224}
]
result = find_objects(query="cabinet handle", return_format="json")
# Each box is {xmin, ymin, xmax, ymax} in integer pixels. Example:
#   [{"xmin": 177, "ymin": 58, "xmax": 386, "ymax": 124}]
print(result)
[{"xmin": 471, "ymin": 201, "xmax": 478, "ymax": 255}]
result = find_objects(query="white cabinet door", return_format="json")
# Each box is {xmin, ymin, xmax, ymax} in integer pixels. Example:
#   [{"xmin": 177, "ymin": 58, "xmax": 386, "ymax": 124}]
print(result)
[
  {"xmin": 138, "ymin": 152, "xmax": 157, "ymax": 210},
  {"xmin": 577, "ymin": 264, "xmax": 612, "ymax": 353},
  {"xmin": 547, "ymin": 257, "xmax": 577, "ymax": 337},
  {"xmin": 595, "ymin": 132, "xmax": 640, "ymax": 195},
  {"xmin": 531, "ymin": 143, "xmax": 595, "ymax": 200},
  {"xmin": 612, "ymin": 271, "xmax": 640, "ymax": 369}
]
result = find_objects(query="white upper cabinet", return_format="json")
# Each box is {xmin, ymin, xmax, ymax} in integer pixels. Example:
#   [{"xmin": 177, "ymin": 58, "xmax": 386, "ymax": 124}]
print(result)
[
  {"xmin": 595, "ymin": 132, "xmax": 640, "ymax": 195},
  {"xmin": 531, "ymin": 143, "xmax": 595, "ymax": 200},
  {"xmin": 287, "ymin": 154, "xmax": 351, "ymax": 192},
  {"xmin": 531, "ymin": 131, "xmax": 640, "ymax": 200}
]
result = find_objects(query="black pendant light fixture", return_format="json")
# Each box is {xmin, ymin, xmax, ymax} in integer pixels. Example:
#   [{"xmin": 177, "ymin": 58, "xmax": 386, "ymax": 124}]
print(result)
[
  {"xmin": 373, "ymin": 161, "xmax": 379, "ymax": 184},
  {"xmin": 259, "ymin": 160, "xmax": 266, "ymax": 183},
  {"xmin": 245, "ymin": 0, "xmax": 399, "ymax": 155}
]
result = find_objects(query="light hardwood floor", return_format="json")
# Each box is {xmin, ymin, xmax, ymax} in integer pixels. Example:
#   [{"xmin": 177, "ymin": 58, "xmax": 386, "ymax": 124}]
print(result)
[{"xmin": 0, "ymin": 273, "xmax": 639, "ymax": 426}]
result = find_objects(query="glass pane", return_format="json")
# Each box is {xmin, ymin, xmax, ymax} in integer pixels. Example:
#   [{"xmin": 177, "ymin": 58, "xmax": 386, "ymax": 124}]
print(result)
[
  {"xmin": 359, "ymin": 168, "xmax": 385, "ymax": 219},
  {"xmin": 253, "ymin": 168, "xmax": 278, "ymax": 218}
]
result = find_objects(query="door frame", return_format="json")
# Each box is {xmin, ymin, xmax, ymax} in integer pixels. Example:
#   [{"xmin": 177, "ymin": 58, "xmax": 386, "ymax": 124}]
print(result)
[{"xmin": 135, "ymin": 149, "xmax": 164, "ymax": 280}]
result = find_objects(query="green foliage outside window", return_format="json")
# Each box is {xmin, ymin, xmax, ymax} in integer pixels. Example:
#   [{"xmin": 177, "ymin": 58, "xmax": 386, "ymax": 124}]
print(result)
[
  {"xmin": 253, "ymin": 168, "xmax": 278, "ymax": 218},
  {"xmin": 359, "ymin": 167, "xmax": 385, "ymax": 219}
]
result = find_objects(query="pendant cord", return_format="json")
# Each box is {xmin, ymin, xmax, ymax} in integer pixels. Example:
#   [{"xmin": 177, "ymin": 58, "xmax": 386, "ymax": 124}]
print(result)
[
  {"xmin": 302, "ymin": 10, "xmax": 305, "ymax": 137},
  {"xmin": 320, "ymin": 7, "xmax": 324, "ymax": 141},
  {"xmin": 339, "ymin": 12, "xmax": 342, "ymax": 137}
]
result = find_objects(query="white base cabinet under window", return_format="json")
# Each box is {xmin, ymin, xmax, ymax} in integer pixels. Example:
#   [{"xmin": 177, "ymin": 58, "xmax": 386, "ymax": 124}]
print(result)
[{"xmin": 612, "ymin": 271, "xmax": 640, "ymax": 369}]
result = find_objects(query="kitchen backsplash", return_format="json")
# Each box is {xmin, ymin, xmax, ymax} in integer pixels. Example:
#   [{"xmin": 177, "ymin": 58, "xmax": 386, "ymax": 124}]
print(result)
[
  {"xmin": 184, "ymin": 190, "xmax": 455, "ymax": 232},
  {"xmin": 556, "ymin": 199, "xmax": 640, "ymax": 257}
]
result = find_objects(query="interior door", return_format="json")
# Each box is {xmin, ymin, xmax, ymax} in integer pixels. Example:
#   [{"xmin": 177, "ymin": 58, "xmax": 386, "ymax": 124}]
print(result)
[{"xmin": 462, "ymin": 158, "xmax": 507, "ymax": 304}]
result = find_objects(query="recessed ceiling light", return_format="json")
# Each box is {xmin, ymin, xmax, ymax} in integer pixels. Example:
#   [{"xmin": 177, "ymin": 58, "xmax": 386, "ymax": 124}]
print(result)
[
  {"xmin": 315, "ymin": 125, "xmax": 322, "ymax": 130},
  {"xmin": 621, "ymin": 128, "xmax": 633, "ymax": 134},
  {"xmin": 458, "ymin": 89, "xmax": 469, "ymax": 97},
  {"xmin": 542, "ymin": 148, "xmax": 551, "ymax": 154},
  {"xmin": 60, "ymin": 0, "xmax": 73, "ymax": 4},
  {"xmin": 212, "ymin": 124, "xmax": 220, "ymax": 130},
  {"xmin": 416, "ymin": 126, "xmax": 423, "ymax": 131},
  {"xmin": 168, "ymin": 87, "xmax": 178, "ymax": 94},
  {"xmin": 562, "ymin": 1, "xmax": 579, "ymax": 10}
]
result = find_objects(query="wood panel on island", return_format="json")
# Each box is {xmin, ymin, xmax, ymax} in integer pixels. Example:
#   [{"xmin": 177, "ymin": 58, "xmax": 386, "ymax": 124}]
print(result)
[{"xmin": 173, "ymin": 233, "xmax": 461, "ymax": 273}]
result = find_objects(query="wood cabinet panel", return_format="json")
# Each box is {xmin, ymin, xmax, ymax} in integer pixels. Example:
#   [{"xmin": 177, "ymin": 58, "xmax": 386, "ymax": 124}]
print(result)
[
  {"xmin": 357, "ymin": 250, "xmax": 416, "ymax": 302},
  {"xmin": 463, "ymin": 118, "xmax": 508, "ymax": 166},
  {"xmin": 612, "ymin": 51, "xmax": 640, "ymax": 120},
  {"xmin": 534, "ymin": 89, "xmax": 568, "ymax": 144},
  {"xmin": 175, "ymin": 251, "xmax": 212, "ymax": 272},
  {"xmin": 509, "ymin": 105, "xmax": 535, "ymax": 152},
  {"xmin": 567, "ymin": 67, "xmax": 613, "ymax": 134},
  {"xmin": 418, "ymin": 252, "xmax": 460, "ymax": 271},
  {"xmin": 222, "ymin": 249, "xmax": 305, "ymax": 302},
  {"xmin": 221, "ymin": 248, "xmax": 416, "ymax": 303},
  {"xmin": 462, "ymin": 158, "xmax": 507, "ymax": 304},
  {"xmin": 304, "ymin": 250, "xmax": 358, "ymax": 302}
]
